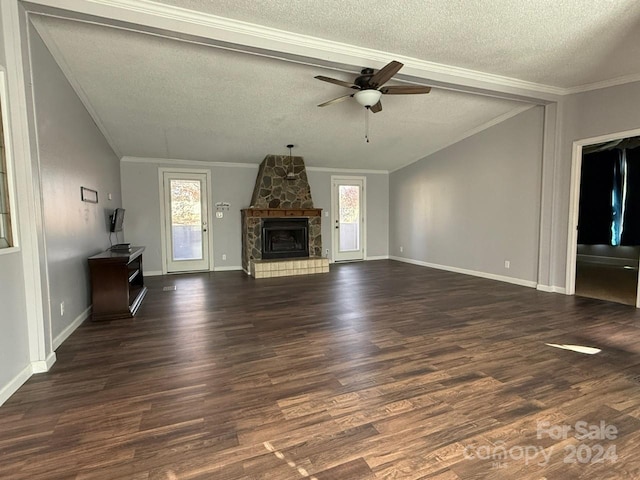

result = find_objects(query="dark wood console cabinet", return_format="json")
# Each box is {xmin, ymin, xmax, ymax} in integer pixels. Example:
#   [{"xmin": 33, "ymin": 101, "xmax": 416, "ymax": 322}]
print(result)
[{"xmin": 88, "ymin": 246, "xmax": 147, "ymax": 321}]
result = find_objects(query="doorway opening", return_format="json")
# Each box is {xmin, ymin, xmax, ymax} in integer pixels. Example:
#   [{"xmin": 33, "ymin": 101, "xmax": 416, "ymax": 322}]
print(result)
[{"xmin": 567, "ymin": 131, "xmax": 640, "ymax": 306}]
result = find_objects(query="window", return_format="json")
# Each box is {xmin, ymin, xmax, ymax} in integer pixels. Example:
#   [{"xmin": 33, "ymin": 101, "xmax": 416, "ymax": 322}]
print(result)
[{"xmin": 0, "ymin": 100, "xmax": 12, "ymax": 249}]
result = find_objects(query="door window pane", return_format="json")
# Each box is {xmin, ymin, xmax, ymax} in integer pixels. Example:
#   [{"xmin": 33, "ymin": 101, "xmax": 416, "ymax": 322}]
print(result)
[
  {"xmin": 170, "ymin": 179, "xmax": 202, "ymax": 260},
  {"xmin": 339, "ymin": 185, "xmax": 360, "ymax": 252}
]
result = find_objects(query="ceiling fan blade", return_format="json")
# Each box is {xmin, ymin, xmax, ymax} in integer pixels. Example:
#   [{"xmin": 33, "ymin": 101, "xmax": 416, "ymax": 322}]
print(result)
[
  {"xmin": 368, "ymin": 60, "xmax": 403, "ymax": 88},
  {"xmin": 380, "ymin": 85, "xmax": 432, "ymax": 95},
  {"xmin": 318, "ymin": 94, "xmax": 353, "ymax": 107},
  {"xmin": 314, "ymin": 75, "xmax": 359, "ymax": 89},
  {"xmin": 370, "ymin": 101, "xmax": 382, "ymax": 113}
]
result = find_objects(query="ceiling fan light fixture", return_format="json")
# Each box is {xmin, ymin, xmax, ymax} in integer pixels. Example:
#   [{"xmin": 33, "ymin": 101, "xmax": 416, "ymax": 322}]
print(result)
[{"xmin": 354, "ymin": 89, "xmax": 382, "ymax": 107}]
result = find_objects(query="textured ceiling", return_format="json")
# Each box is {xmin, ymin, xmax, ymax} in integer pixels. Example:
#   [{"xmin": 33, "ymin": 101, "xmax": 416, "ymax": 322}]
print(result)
[
  {"xmin": 31, "ymin": 15, "xmax": 527, "ymax": 171},
  {"xmin": 157, "ymin": 0, "xmax": 640, "ymax": 89},
  {"xmin": 26, "ymin": 0, "xmax": 640, "ymax": 171}
]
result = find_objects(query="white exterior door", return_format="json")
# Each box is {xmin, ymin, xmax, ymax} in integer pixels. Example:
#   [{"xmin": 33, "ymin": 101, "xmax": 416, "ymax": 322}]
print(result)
[
  {"xmin": 332, "ymin": 177, "xmax": 365, "ymax": 262},
  {"xmin": 162, "ymin": 171, "xmax": 211, "ymax": 273}
]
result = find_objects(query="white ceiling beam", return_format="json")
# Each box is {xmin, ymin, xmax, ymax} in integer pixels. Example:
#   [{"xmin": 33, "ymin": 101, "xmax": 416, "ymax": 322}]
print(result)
[{"xmin": 23, "ymin": 0, "xmax": 562, "ymax": 103}]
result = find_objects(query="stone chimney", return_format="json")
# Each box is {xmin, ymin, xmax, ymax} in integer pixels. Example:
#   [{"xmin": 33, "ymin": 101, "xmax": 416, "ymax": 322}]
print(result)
[{"xmin": 250, "ymin": 154, "xmax": 313, "ymax": 208}]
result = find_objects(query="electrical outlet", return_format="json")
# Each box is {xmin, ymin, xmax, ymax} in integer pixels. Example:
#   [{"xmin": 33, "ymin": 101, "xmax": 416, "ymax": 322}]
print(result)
[
  {"xmin": 504, "ymin": 260, "xmax": 510, "ymax": 269},
  {"xmin": 325, "ymin": 248, "xmax": 329, "ymax": 256},
  {"xmin": 60, "ymin": 301, "xmax": 65, "ymax": 316},
  {"xmin": 222, "ymin": 254, "xmax": 227, "ymax": 261},
  {"xmin": 400, "ymin": 246, "xmax": 404, "ymax": 253}
]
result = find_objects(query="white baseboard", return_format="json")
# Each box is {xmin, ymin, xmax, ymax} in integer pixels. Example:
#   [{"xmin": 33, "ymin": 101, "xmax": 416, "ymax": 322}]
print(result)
[
  {"xmin": 389, "ymin": 256, "xmax": 538, "ymax": 289},
  {"xmin": 144, "ymin": 270, "xmax": 163, "ymax": 277},
  {"xmin": 536, "ymin": 284, "xmax": 567, "ymax": 294},
  {"xmin": 53, "ymin": 306, "xmax": 91, "ymax": 350},
  {"xmin": 0, "ymin": 364, "xmax": 32, "ymax": 407},
  {"xmin": 213, "ymin": 266, "xmax": 243, "ymax": 272},
  {"xmin": 31, "ymin": 352, "xmax": 56, "ymax": 374},
  {"xmin": 366, "ymin": 255, "xmax": 389, "ymax": 261}
]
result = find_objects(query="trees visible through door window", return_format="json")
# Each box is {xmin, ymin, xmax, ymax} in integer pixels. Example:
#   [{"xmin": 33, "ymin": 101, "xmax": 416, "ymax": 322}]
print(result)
[
  {"xmin": 339, "ymin": 185, "xmax": 360, "ymax": 251},
  {"xmin": 0, "ymin": 102, "xmax": 12, "ymax": 249}
]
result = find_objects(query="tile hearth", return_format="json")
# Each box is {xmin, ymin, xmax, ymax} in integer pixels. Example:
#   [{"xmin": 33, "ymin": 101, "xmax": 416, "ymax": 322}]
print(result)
[{"xmin": 250, "ymin": 257, "xmax": 329, "ymax": 279}]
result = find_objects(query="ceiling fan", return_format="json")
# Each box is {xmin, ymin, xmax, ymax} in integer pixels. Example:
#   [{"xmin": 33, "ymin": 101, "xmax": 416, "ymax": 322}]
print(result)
[{"xmin": 315, "ymin": 60, "xmax": 431, "ymax": 113}]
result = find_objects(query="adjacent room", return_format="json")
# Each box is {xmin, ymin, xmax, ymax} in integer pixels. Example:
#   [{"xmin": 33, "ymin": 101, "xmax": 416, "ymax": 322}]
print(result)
[{"xmin": 2, "ymin": 1, "xmax": 640, "ymax": 478}]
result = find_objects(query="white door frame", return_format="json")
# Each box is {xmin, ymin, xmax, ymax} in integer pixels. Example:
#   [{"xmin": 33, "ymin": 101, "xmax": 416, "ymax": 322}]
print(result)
[
  {"xmin": 331, "ymin": 175, "xmax": 366, "ymax": 262},
  {"xmin": 158, "ymin": 167, "xmax": 214, "ymax": 274},
  {"xmin": 566, "ymin": 126, "xmax": 640, "ymax": 307}
]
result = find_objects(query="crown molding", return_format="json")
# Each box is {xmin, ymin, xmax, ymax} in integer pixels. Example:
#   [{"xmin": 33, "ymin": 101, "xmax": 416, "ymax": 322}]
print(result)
[
  {"xmin": 121, "ymin": 156, "xmax": 389, "ymax": 174},
  {"xmin": 121, "ymin": 156, "xmax": 259, "ymax": 168},
  {"xmin": 306, "ymin": 166, "xmax": 388, "ymax": 174},
  {"xmin": 25, "ymin": 0, "xmax": 563, "ymax": 102},
  {"xmin": 562, "ymin": 72, "xmax": 640, "ymax": 96}
]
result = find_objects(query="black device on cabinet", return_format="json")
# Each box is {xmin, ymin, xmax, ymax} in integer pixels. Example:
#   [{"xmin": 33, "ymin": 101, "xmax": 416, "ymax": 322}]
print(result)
[{"xmin": 109, "ymin": 208, "xmax": 125, "ymax": 233}]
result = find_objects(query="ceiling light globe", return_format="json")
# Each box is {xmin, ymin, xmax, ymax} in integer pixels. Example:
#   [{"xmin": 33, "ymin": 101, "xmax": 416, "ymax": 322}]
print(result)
[{"xmin": 354, "ymin": 89, "xmax": 382, "ymax": 107}]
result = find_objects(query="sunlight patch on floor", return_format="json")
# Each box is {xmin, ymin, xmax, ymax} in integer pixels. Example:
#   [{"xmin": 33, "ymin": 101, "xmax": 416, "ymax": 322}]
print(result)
[{"xmin": 545, "ymin": 343, "xmax": 601, "ymax": 355}]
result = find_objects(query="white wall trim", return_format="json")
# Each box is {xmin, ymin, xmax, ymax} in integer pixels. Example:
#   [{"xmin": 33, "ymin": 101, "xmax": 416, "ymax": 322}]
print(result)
[
  {"xmin": 389, "ymin": 105, "xmax": 534, "ymax": 173},
  {"xmin": 123, "ymin": 156, "xmax": 259, "ymax": 169},
  {"xmin": 1, "ymin": 0, "xmax": 54, "ymax": 367},
  {"xmin": 31, "ymin": 351, "xmax": 56, "ymax": 373},
  {"xmin": 563, "ymin": 72, "xmax": 640, "ymax": 96},
  {"xmin": 0, "ymin": 364, "xmax": 32, "ymax": 407},
  {"xmin": 143, "ymin": 270, "xmax": 163, "ymax": 276},
  {"xmin": 122, "ymin": 156, "xmax": 390, "ymax": 174},
  {"xmin": 389, "ymin": 255, "xmax": 538, "ymax": 289},
  {"xmin": 52, "ymin": 305, "xmax": 90, "ymax": 350},
  {"xmin": 536, "ymin": 284, "xmax": 567, "ymax": 294},
  {"xmin": 365, "ymin": 255, "xmax": 389, "ymax": 261},
  {"xmin": 307, "ymin": 166, "xmax": 388, "ymax": 174},
  {"xmin": 213, "ymin": 265, "xmax": 243, "ymax": 271}
]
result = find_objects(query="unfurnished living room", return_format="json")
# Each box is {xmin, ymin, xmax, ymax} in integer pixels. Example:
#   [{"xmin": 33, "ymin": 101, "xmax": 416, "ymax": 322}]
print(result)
[{"xmin": 2, "ymin": 1, "xmax": 640, "ymax": 479}]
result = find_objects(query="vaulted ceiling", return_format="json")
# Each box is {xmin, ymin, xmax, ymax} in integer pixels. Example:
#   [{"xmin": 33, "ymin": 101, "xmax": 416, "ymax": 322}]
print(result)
[{"xmin": 27, "ymin": 0, "xmax": 640, "ymax": 171}]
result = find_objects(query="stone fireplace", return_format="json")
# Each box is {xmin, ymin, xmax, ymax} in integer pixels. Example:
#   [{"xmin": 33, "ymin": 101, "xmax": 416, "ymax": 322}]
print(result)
[{"xmin": 241, "ymin": 154, "xmax": 329, "ymax": 277}]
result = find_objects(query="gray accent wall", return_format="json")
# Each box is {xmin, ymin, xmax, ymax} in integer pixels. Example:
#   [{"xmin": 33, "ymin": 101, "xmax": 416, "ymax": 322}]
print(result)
[
  {"xmin": 30, "ymin": 28, "xmax": 121, "ymax": 340},
  {"xmin": 389, "ymin": 106, "xmax": 544, "ymax": 283},
  {"xmin": 121, "ymin": 160, "xmax": 389, "ymax": 271}
]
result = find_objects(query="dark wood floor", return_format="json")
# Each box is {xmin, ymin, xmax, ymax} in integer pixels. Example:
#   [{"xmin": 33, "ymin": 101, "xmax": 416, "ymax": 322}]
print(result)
[{"xmin": 3, "ymin": 260, "xmax": 640, "ymax": 479}]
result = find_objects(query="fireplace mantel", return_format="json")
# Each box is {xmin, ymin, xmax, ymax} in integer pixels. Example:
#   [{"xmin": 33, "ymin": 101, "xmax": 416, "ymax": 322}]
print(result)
[{"xmin": 242, "ymin": 208, "xmax": 322, "ymax": 218}]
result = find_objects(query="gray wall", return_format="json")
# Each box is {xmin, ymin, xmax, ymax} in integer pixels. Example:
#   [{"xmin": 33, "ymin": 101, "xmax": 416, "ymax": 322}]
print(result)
[
  {"xmin": 30, "ymin": 29, "xmax": 121, "ymax": 340},
  {"xmin": 550, "ymin": 81, "xmax": 640, "ymax": 288},
  {"xmin": 389, "ymin": 106, "xmax": 544, "ymax": 283},
  {"xmin": 121, "ymin": 160, "xmax": 389, "ymax": 271}
]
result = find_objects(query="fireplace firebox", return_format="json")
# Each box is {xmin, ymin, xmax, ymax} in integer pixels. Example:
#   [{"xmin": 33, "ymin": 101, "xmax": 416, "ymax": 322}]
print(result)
[{"xmin": 262, "ymin": 218, "xmax": 309, "ymax": 259}]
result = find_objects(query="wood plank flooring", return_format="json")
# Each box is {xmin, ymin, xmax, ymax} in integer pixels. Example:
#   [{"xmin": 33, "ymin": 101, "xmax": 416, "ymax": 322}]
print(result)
[{"xmin": 3, "ymin": 260, "xmax": 640, "ymax": 479}]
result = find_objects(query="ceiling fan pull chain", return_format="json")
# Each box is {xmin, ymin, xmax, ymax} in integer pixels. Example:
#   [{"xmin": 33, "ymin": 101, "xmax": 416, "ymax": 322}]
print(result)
[{"xmin": 365, "ymin": 107, "xmax": 370, "ymax": 143}]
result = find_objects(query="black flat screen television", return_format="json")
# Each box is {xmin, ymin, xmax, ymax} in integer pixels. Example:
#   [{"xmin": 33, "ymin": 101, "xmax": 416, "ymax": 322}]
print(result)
[{"xmin": 110, "ymin": 208, "xmax": 125, "ymax": 233}]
